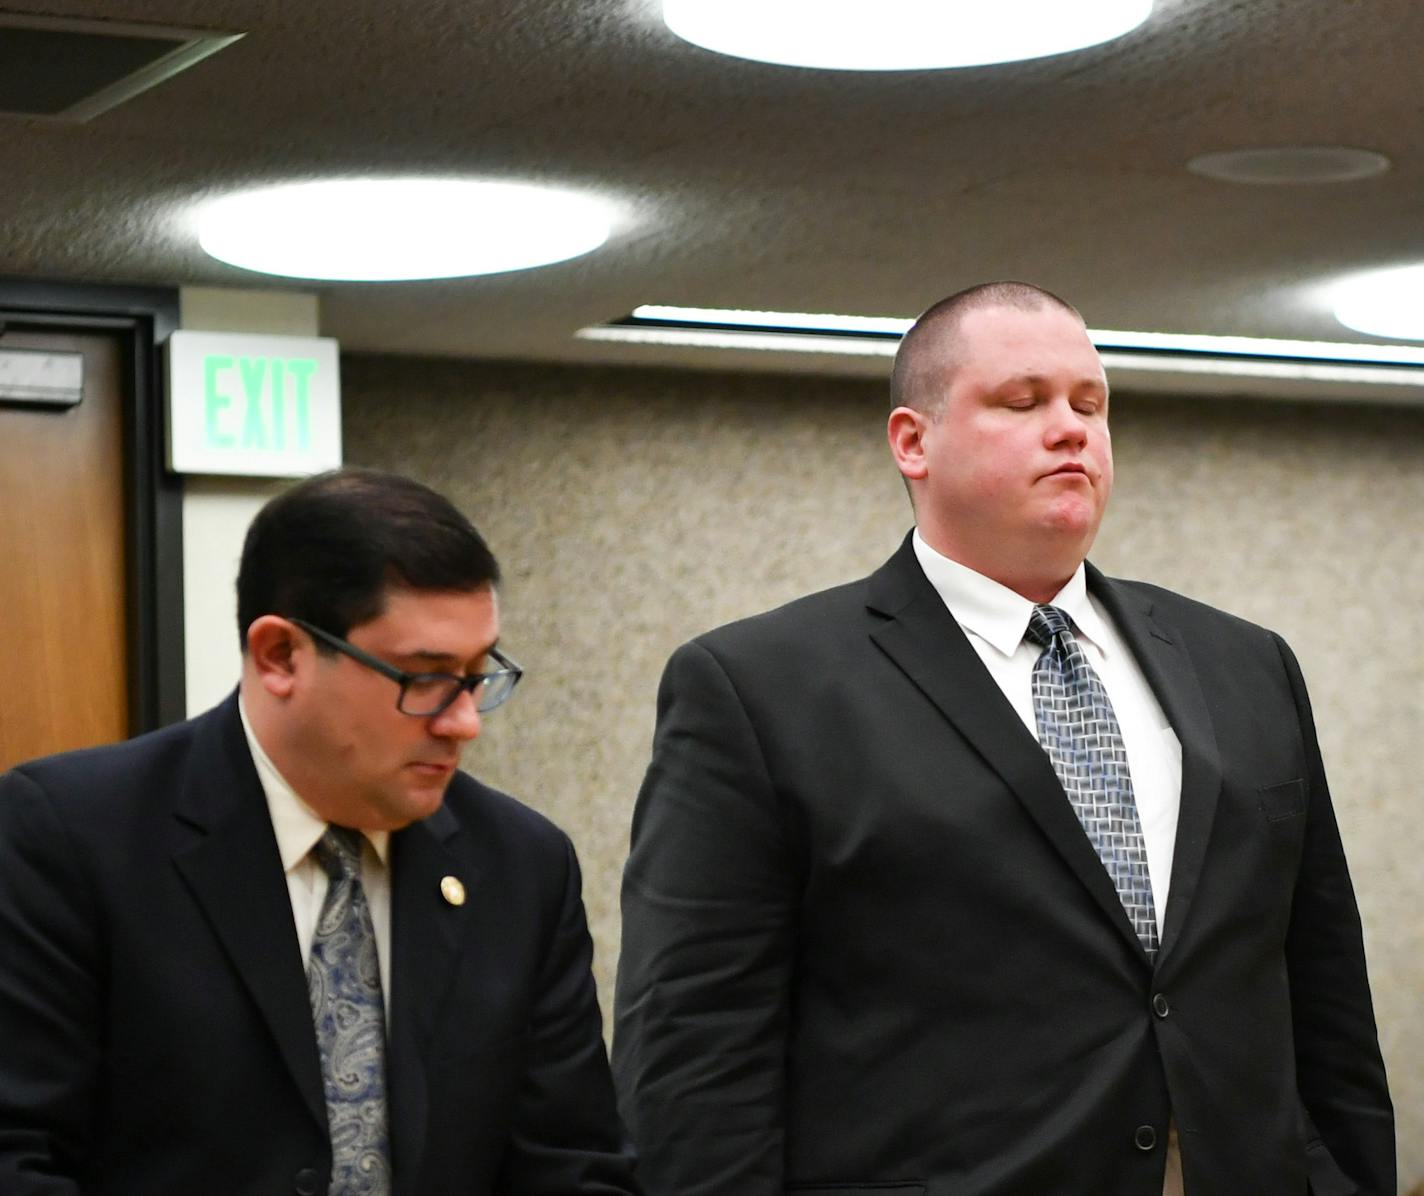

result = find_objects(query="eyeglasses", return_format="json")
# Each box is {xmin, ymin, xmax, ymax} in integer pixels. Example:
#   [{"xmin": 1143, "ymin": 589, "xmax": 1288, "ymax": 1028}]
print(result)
[{"xmin": 291, "ymin": 618, "xmax": 523, "ymax": 717}]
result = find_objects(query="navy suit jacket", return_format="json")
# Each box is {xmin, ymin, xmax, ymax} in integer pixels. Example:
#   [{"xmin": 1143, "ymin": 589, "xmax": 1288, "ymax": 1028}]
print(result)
[
  {"xmin": 0, "ymin": 693, "xmax": 638, "ymax": 1195},
  {"xmin": 614, "ymin": 535, "xmax": 1393, "ymax": 1196}
]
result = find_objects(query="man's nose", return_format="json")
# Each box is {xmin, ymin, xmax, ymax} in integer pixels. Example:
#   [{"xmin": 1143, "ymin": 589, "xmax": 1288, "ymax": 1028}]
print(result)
[
  {"xmin": 432, "ymin": 686, "xmax": 483, "ymax": 741},
  {"xmin": 1045, "ymin": 398, "xmax": 1089, "ymax": 447}
]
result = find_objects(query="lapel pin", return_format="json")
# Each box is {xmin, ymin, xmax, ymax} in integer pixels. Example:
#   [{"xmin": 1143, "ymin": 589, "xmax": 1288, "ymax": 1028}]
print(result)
[{"xmin": 440, "ymin": 875, "xmax": 466, "ymax": 907}]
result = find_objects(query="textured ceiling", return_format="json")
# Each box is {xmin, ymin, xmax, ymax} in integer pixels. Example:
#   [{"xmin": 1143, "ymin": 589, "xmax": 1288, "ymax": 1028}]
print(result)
[{"xmin": 2, "ymin": 0, "xmax": 1421, "ymax": 373}]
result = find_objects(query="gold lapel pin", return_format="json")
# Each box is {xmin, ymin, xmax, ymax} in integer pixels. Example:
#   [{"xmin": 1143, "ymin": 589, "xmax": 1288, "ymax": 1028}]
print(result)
[{"xmin": 440, "ymin": 875, "xmax": 466, "ymax": 907}]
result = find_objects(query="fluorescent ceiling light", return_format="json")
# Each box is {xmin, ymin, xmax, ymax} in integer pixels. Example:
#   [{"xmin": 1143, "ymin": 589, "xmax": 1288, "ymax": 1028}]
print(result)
[
  {"xmin": 1331, "ymin": 264, "xmax": 1424, "ymax": 342},
  {"xmin": 198, "ymin": 179, "xmax": 614, "ymax": 281},
  {"xmin": 579, "ymin": 325, "xmax": 900, "ymax": 356},
  {"xmin": 580, "ymin": 308, "xmax": 1424, "ymax": 403},
  {"xmin": 612, "ymin": 304, "xmax": 1424, "ymax": 365},
  {"xmin": 1089, "ymin": 327, "xmax": 1424, "ymax": 365},
  {"xmin": 632, "ymin": 304, "xmax": 911, "ymax": 336},
  {"xmin": 661, "ymin": 0, "xmax": 1153, "ymax": 71},
  {"xmin": 1094, "ymin": 353, "xmax": 1424, "ymax": 394}
]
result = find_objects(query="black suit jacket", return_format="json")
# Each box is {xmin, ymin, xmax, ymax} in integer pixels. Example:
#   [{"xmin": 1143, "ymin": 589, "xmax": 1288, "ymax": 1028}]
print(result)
[
  {"xmin": 613, "ymin": 535, "xmax": 1393, "ymax": 1196},
  {"xmin": 0, "ymin": 693, "xmax": 638, "ymax": 1196}
]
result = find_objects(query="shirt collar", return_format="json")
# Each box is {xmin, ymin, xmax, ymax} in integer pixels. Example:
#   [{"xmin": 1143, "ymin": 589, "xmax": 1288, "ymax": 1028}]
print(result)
[
  {"xmin": 911, "ymin": 529, "xmax": 1103, "ymax": 658},
  {"xmin": 238, "ymin": 694, "xmax": 389, "ymax": 871}
]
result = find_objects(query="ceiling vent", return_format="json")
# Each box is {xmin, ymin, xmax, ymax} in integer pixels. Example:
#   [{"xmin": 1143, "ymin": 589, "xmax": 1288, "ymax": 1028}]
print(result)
[{"xmin": 0, "ymin": 12, "xmax": 242, "ymax": 122}]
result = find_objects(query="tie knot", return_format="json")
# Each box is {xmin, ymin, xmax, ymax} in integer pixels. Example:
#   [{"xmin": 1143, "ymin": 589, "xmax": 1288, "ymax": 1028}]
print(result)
[
  {"xmin": 1025, "ymin": 603, "xmax": 1072, "ymax": 648},
  {"xmin": 312, "ymin": 825, "xmax": 364, "ymax": 881}
]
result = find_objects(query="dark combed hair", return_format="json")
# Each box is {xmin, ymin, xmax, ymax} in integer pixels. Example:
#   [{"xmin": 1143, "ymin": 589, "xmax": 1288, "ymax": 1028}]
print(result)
[
  {"xmin": 891, "ymin": 280, "xmax": 1084, "ymax": 414},
  {"xmin": 235, "ymin": 468, "xmax": 500, "ymax": 649}
]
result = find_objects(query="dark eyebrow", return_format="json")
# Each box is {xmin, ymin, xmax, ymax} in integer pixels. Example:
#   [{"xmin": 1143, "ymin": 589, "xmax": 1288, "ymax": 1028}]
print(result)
[{"xmin": 399, "ymin": 639, "xmax": 501, "ymax": 669}]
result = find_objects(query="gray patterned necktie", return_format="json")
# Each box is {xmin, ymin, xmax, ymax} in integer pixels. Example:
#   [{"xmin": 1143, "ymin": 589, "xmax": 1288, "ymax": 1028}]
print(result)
[
  {"xmin": 1025, "ymin": 605, "xmax": 1159, "ymax": 957},
  {"xmin": 308, "ymin": 826, "xmax": 392, "ymax": 1195}
]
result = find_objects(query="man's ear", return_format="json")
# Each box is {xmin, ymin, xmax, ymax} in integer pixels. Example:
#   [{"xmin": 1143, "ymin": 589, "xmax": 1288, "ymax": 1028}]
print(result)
[
  {"xmin": 245, "ymin": 615, "xmax": 303, "ymax": 698},
  {"xmin": 887, "ymin": 406, "xmax": 930, "ymax": 482}
]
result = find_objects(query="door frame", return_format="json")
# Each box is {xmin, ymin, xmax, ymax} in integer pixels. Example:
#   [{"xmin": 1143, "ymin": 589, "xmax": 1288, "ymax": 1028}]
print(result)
[{"xmin": 0, "ymin": 277, "xmax": 185, "ymax": 732}]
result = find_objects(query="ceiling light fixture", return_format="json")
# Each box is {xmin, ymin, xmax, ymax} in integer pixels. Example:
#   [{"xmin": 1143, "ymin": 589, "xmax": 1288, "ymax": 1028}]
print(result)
[
  {"xmin": 632, "ymin": 304, "xmax": 910, "ymax": 336},
  {"xmin": 661, "ymin": 0, "xmax": 1153, "ymax": 71},
  {"xmin": 611, "ymin": 304, "xmax": 1424, "ymax": 365},
  {"xmin": 1332, "ymin": 264, "xmax": 1424, "ymax": 341},
  {"xmin": 197, "ymin": 179, "xmax": 615, "ymax": 281},
  {"xmin": 579, "ymin": 307, "xmax": 1424, "ymax": 403},
  {"xmin": 578, "ymin": 324, "xmax": 901, "ymax": 356}
]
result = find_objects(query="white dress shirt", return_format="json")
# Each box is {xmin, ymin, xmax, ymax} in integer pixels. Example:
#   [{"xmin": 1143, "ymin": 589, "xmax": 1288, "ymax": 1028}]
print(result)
[
  {"xmin": 911, "ymin": 532, "xmax": 1183, "ymax": 940},
  {"xmin": 238, "ymin": 697, "xmax": 392, "ymax": 1013}
]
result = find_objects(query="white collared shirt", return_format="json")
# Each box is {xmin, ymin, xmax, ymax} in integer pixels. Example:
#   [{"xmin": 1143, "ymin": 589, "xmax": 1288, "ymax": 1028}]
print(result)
[
  {"xmin": 238, "ymin": 697, "xmax": 393, "ymax": 1011},
  {"xmin": 911, "ymin": 531, "xmax": 1183, "ymax": 932}
]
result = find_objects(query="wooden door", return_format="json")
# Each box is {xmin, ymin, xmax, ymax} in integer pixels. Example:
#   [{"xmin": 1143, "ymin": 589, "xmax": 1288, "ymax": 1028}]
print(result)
[{"xmin": 0, "ymin": 328, "xmax": 129, "ymax": 768}]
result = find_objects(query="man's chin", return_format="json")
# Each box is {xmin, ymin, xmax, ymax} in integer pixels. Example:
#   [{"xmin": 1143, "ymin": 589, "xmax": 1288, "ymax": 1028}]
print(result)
[
  {"xmin": 384, "ymin": 771, "xmax": 455, "ymax": 827},
  {"xmin": 1041, "ymin": 499, "xmax": 1103, "ymax": 542}
]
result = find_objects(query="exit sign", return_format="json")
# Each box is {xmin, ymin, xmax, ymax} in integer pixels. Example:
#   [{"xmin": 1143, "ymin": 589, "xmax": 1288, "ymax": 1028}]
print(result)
[{"xmin": 166, "ymin": 331, "xmax": 342, "ymax": 477}]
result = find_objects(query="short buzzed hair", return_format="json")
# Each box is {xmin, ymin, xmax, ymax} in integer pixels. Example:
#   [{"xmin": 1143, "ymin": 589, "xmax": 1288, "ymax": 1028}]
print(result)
[{"xmin": 891, "ymin": 281, "xmax": 1084, "ymax": 416}]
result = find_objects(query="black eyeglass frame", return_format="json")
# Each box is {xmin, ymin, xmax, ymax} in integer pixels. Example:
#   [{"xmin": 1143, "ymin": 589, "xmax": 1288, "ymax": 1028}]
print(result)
[{"xmin": 290, "ymin": 617, "xmax": 523, "ymax": 716}]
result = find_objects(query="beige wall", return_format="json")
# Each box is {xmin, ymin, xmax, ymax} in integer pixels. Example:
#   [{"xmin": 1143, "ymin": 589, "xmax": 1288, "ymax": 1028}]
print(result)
[{"xmin": 342, "ymin": 354, "xmax": 1423, "ymax": 1189}]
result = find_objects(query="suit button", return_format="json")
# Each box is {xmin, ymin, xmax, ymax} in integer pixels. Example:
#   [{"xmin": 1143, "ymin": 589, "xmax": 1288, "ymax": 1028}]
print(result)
[
  {"xmin": 1134, "ymin": 1125, "xmax": 1157, "ymax": 1151},
  {"xmin": 1152, "ymin": 993, "xmax": 1170, "ymax": 1018},
  {"xmin": 294, "ymin": 1168, "xmax": 320, "ymax": 1196}
]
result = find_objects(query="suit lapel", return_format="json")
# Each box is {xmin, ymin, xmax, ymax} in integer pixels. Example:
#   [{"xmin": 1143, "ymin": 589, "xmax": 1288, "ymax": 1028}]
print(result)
[
  {"xmin": 866, "ymin": 538, "xmax": 1149, "ymax": 961},
  {"xmin": 1087, "ymin": 568, "xmax": 1223, "ymax": 966},
  {"xmin": 387, "ymin": 803, "xmax": 469, "ymax": 1194},
  {"xmin": 169, "ymin": 695, "xmax": 327, "ymax": 1132}
]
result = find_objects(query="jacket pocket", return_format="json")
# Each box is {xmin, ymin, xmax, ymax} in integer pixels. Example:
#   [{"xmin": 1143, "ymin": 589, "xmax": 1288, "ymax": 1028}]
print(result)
[
  {"xmin": 1258, "ymin": 778, "xmax": 1306, "ymax": 821},
  {"xmin": 1305, "ymin": 1137, "xmax": 1357, "ymax": 1195}
]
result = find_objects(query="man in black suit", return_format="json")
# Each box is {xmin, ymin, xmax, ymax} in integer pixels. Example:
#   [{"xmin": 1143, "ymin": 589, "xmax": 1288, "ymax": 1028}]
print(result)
[
  {"xmin": 613, "ymin": 282, "xmax": 1394, "ymax": 1195},
  {"xmin": 0, "ymin": 469, "xmax": 639, "ymax": 1195}
]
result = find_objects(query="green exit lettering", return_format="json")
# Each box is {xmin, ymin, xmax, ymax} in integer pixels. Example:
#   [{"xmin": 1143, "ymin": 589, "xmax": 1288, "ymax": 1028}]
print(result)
[{"xmin": 203, "ymin": 355, "xmax": 318, "ymax": 453}]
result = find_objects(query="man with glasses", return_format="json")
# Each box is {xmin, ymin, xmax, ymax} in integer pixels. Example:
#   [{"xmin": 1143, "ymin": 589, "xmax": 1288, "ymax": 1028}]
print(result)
[{"xmin": 0, "ymin": 468, "xmax": 639, "ymax": 1196}]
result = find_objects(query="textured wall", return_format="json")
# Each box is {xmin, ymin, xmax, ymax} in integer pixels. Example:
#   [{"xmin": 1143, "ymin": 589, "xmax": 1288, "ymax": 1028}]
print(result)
[{"xmin": 342, "ymin": 354, "xmax": 1423, "ymax": 1187}]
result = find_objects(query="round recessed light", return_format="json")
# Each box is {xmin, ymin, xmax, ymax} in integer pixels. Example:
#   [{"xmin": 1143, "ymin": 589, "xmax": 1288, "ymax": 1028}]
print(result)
[
  {"xmin": 661, "ymin": 0, "xmax": 1153, "ymax": 71},
  {"xmin": 1332, "ymin": 264, "xmax": 1424, "ymax": 341},
  {"xmin": 1187, "ymin": 146, "xmax": 1390, "ymax": 186},
  {"xmin": 197, "ymin": 178, "xmax": 615, "ymax": 281}
]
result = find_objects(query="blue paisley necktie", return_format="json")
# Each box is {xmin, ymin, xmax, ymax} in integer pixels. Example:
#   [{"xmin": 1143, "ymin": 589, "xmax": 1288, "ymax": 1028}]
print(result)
[
  {"xmin": 308, "ymin": 826, "xmax": 392, "ymax": 1195},
  {"xmin": 1025, "ymin": 604, "xmax": 1159, "ymax": 957}
]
